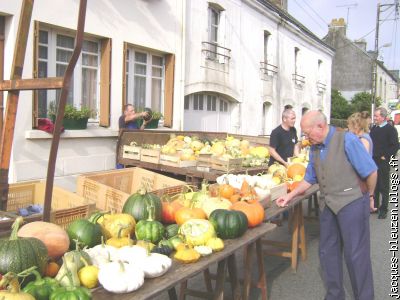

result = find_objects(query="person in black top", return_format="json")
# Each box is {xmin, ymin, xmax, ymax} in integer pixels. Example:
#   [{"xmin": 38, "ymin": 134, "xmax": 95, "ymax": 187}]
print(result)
[
  {"xmin": 370, "ymin": 107, "xmax": 400, "ymax": 219},
  {"xmin": 268, "ymin": 109, "xmax": 300, "ymax": 167},
  {"xmin": 118, "ymin": 104, "xmax": 150, "ymax": 130}
]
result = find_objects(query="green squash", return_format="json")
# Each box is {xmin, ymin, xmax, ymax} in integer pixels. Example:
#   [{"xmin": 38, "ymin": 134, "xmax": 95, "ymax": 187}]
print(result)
[
  {"xmin": 49, "ymin": 286, "xmax": 92, "ymax": 300},
  {"xmin": 164, "ymin": 224, "xmax": 179, "ymax": 239},
  {"xmin": 23, "ymin": 269, "xmax": 60, "ymax": 300},
  {"xmin": 66, "ymin": 218, "xmax": 103, "ymax": 250},
  {"xmin": 0, "ymin": 217, "xmax": 48, "ymax": 276},
  {"xmin": 122, "ymin": 189, "xmax": 162, "ymax": 222},
  {"xmin": 135, "ymin": 206, "xmax": 165, "ymax": 244},
  {"xmin": 208, "ymin": 209, "xmax": 248, "ymax": 239}
]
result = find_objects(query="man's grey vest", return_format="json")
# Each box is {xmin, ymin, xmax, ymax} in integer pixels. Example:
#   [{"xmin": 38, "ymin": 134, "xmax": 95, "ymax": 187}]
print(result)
[{"xmin": 313, "ymin": 131, "xmax": 364, "ymax": 214}]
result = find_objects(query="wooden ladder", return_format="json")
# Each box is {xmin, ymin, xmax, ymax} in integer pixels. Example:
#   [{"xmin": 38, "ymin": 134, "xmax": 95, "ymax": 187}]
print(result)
[{"xmin": 0, "ymin": 0, "xmax": 87, "ymax": 221}]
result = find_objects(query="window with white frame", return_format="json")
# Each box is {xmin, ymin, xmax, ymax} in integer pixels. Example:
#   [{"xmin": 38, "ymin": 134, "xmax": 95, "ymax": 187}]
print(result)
[
  {"xmin": 125, "ymin": 48, "xmax": 164, "ymax": 113},
  {"xmin": 208, "ymin": 6, "xmax": 220, "ymax": 60},
  {"xmin": 37, "ymin": 29, "xmax": 100, "ymax": 119},
  {"xmin": 263, "ymin": 31, "xmax": 270, "ymax": 63}
]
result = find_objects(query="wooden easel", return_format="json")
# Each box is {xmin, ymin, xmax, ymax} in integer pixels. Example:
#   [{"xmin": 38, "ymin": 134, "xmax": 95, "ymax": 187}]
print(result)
[{"xmin": 0, "ymin": 0, "xmax": 87, "ymax": 221}]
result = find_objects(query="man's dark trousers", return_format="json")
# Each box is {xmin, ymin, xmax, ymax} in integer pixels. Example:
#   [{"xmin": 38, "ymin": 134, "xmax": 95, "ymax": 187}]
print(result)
[
  {"xmin": 373, "ymin": 158, "xmax": 390, "ymax": 214},
  {"xmin": 319, "ymin": 195, "xmax": 374, "ymax": 300}
]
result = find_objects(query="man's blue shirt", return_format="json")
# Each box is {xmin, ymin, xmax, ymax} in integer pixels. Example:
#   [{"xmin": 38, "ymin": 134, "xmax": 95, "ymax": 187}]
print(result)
[{"xmin": 304, "ymin": 126, "xmax": 377, "ymax": 185}]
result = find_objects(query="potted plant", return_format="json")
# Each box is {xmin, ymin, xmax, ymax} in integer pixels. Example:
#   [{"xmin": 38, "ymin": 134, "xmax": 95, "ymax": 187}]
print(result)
[
  {"xmin": 136, "ymin": 108, "xmax": 163, "ymax": 129},
  {"xmin": 48, "ymin": 101, "xmax": 92, "ymax": 130}
]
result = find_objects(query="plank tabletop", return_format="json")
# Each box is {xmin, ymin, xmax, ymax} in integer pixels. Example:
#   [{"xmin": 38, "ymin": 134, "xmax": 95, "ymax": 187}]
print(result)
[{"xmin": 92, "ymin": 222, "xmax": 276, "ymax": 300}]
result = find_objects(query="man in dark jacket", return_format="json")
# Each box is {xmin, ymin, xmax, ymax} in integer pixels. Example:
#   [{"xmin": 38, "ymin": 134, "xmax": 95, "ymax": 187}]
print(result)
[{"xmin": 370, "ymin": 107, "xmax": 400, "ymax": 219}]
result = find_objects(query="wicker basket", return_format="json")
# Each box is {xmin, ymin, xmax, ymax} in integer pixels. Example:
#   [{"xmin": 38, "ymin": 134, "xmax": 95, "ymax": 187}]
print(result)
[
  {"xmin": 6, "ymin": 181, "xmax": 96, "ymax": 229},
  {"xmin": 76, "ymin": 167, "xmax": 186, "ymax": 212}
]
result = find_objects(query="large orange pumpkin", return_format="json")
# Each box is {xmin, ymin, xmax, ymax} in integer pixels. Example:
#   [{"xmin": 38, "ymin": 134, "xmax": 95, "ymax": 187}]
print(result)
[
  {"xmin": 17, "ymin": 221, "xmax": 70, "ymax": 259},
  {"xmin": 286, "ymin": 163, "xmax": 306, "ymax": 179},
  {"xmin": 175, "ymin": 206, "xmax": 207, "ymax": 225},
  {"xmin": 231, "ymin": 200, "xmax": 265, "ymax": 227},
  {"xmin": 161, "ymin": 195, "xmax": 183, "ymax": 223},
  {"xmin": 219, "ymin": 184, "xmax": 235, "ymax": 199}
]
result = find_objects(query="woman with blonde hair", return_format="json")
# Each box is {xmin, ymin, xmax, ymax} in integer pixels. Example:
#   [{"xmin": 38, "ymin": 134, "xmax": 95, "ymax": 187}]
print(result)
[{"xmin": 347, "ymin": 111, "xmax": 377, "ymax": 212}]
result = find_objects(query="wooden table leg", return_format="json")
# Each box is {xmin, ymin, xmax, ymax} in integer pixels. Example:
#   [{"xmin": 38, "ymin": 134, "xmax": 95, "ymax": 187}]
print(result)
[
  {"xmin": 290, "ymin": 204, "xmax": 300, "ymax": 272},
  {"xmin": 227, "ymin": 254, "xmax": 241, "ymax": 300},
  {"xmin": 298, "ymin": 203, "xmax": 307, "ymax": 261},
  {"xmin": 213, "ymin": 259, "xmax": 227, "ymax": 300},
  {"xmin": 203, "ymin": 269, "xmax": 213, "ymax": 293},
  {"xmin": 243, "ymin": 242, "xmax": 255, "ymax": 300},
  {"xmin": 179, "ymin": 281, "xmax": 188, "ymax": 300},
  {"xmin": 256, "ymin": 239, "xmax": 268, "ymax": 300}
]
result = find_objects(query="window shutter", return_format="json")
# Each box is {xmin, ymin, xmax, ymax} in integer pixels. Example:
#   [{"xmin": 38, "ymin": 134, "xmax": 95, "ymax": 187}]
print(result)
[
  {"xmin": 99, "ymin": 38, "xmax": 111, "ymax": 127},
  {"xmin": 163, "ymin": 54, "xmax": 175, "ymax": 128},
  {"xmin": 121, "ymin": 42, "xmax": 128, "ymax": 112},
  {"xmin": 0, "ymin": 16, "xmax": 4, "ymax": 134},
  {"xmin": 32, "ymin": 20, "xmax": 39, "ymax": 128}
]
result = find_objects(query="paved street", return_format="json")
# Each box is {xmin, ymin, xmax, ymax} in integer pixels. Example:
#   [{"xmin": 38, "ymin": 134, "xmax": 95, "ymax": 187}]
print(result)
[{"xmin": 153, "ymin": 200, "xmax": 395, "ymax": 300}]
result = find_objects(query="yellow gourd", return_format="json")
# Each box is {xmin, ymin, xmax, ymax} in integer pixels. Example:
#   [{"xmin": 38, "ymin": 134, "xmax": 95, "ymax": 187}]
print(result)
[
  {"xmin": 0, "ymin": 273, "xmax": 35, "ymax": 300},
  {"xmin": 78, "ymin": 258, "xmax": 99, "ymax": 289},
  {"xmin": 106, "ymin": 226, "xmax": 134, "ymax": 248},
  {"xmin": 206, "ymin": 237, "xmax": 224, "ymax": 252},
  {"xmin": 174, "ymin": 246, "xmax": 201, "ymax": 264},
  {"xmin": 100, "ymin": 213, "xmax": 136, "ymax": 239}
]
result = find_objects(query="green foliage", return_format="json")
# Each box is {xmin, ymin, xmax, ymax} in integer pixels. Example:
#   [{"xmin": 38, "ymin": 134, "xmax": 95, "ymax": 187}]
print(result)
[
  {"xmin": 330, "ymin": 90, "xmax": 383, "ymax": 121},
  {"xmin": 136, "ymin": 107, "xmax": 163, "ymax": 120},
  {"xmin": 48, "ymin": 101, "xmax": 92, "ymax": 120},
  {"xmin": 330, "ymin": 90, "xmax": 351, "ymax": 119},
  {"xmin": 350, "ymin": 92, "xmax": 381, "ymax": 113}
]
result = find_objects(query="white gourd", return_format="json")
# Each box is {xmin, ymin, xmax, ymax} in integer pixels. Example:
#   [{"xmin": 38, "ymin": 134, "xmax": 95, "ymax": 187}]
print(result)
[
  {"xmin": 117, "ymin": 245, "xmax": 147, "ymax": 264},
  {"xmin": 98, "ymin": 261, "xmax": 144, "ymax": 293},
  {"xmin": 136, "ymin": 253, "xmax": 172, "ymax": 278}
]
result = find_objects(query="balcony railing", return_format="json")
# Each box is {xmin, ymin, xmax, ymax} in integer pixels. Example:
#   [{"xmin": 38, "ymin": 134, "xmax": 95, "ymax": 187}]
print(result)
[
  {"xmin": 202, "ymin": 41, "xmax": 231, "ymax": 64},
  {"xmin": 292, "ymin": 73, "xmax": 305, "ymax": 86},
  {"xmin": 317, "ymin": 81, "xmax": 327, "ymax": 93},
  {"xmin": 260, "ymin": 61, "xmax": 278, "ymax": 76}
]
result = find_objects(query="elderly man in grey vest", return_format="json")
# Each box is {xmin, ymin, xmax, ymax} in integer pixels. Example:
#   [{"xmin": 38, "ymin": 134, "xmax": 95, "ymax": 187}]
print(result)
[{"xmin": 277, "ymin": 110, "xmax": 377, "ymax": 300}]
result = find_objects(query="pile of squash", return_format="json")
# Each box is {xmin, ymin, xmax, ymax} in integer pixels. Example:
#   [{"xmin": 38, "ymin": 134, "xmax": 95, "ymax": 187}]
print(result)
[{"xmin": 0, "ymin": 183, "xmax": 266, "ymax": 296}]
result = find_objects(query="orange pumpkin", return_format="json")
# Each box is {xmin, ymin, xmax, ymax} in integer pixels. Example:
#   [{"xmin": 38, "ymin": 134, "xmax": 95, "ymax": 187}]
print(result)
[
  {"xmin": 175, "ymin": 206, "xmax": 207, "ymax": 225},
  {"xmin": 231, "ymin": 200, "xmax": 265, "ymax": 227},
  {"xmin": 161, "ymin": 195, "xmax": 183, "ymax": 223},
  {"xmin": 288, "ymin": 181, "xmax": 301, "ymax": 192},
  {"xmin": 17, "ymin": 221, "xmax": 70, "ymax": 259},
  {"xmin": 229, "ymin": 193, "xmax": 241, "ymax": 204},
  {"xmin": 219, "ymin": 184, "xmax": 235, "ymax": 199},
  {"xmin": 287, "ymin": 163, "xmax": 306, "ymax": 179}
]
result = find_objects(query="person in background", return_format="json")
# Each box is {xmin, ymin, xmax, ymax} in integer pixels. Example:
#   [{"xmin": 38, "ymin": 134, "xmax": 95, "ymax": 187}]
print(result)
[
  {"xmin": 347, "ymin": 111, "xmax": 376, "ymax": 212},
  {"xmin": 116, "ymin": 104, "xmax": 151, "ymax": 169},
  {"xmin": 118, "ymin": 104, "xmax": 151, "ymax": 130},
  {"xmin": 370, "ymin": 107, "xmax": 399, "ymax": 219},
  {"xmin": 277, "ymin": 110, "xmax": 377, "ymax": 300},
  {"xmin": 268, "ymin": 109, "xmax": 300, "ymax": 167}
]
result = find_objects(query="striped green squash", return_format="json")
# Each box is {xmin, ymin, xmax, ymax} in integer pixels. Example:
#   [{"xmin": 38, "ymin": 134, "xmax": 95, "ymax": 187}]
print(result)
[{"xmin": 0, "ymin": 217, "xmax": 48, "ymax": 275}]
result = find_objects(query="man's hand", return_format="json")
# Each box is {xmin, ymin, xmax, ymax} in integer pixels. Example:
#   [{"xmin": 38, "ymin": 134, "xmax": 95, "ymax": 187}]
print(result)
[{"xmin": 276, "ymin": 194, "xmax": 292, "ymax": 207}]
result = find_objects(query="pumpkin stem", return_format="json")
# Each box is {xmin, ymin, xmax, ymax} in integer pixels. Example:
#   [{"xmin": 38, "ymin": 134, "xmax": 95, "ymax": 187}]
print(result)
[
  {"xmin": 116, "ymin": 224, "xmax": 129, "ymax": 238},
  {"xmin": 138, "ymin": 187, "xmax": 148, "ymax": 195},
  {"xmin": 147, "ymin": 205, "xmax": 155, "ymax": 221},
  {"xmin": 9, "ymin": 216, "xmax": 23, "ymax": 240},
  {"xmin": 118, "ymin": 261, "xmax": 126, "ymax": 272},
  {"xmin": 80, "ymin": 256, "xmax": 90, "ymax": 267}
]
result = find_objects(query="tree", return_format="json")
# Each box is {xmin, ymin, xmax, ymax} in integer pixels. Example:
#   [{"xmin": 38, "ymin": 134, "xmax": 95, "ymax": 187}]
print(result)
[
  {"xmin": 350, "ymin": 92, "xmax": 382, "ymax": 113},
  {"xmin": 331, "ymin": 89, "xmax": 351, "ymax": 119}
]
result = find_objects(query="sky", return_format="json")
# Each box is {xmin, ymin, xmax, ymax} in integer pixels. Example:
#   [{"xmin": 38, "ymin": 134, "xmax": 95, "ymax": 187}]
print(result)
[{"xmin": 287, "ymin": 0, "xmax": 400, "ymax": 71}]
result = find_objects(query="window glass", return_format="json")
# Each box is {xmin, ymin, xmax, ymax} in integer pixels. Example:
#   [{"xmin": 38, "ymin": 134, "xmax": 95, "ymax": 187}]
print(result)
[
  {"xmin": 184, "ymin": 96, "xmax": 189, "ymax": 110},
  {"xmin": 194, "ymin": 94, "xmax": 199, "ymax": 110},
  {"xmin": 198, "ymin": 95, "xmax": 204, "ymax": 110}
]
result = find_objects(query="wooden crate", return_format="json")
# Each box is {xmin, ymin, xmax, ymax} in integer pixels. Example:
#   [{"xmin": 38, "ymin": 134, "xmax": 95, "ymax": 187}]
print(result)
[
  {"xmin": 196, "ymin": 154, "xmax": 212, "ymax": 171},
  {"xmin": 211, "ymin": 157, "xmax": 243, "ymax": 172},
  {"xmin": 160, "ymin": 154, "xmax": 197, "ymax": 168},
  {"xmin": 270, "ymin": 183, "xmax": 288, "ymax": 200},
  {"xmin": 122, "ymin": 145, "xmax": 141, "ymax": 160},
  {"xmin": 76, "ymin": 167, "xmax": 186, "ymax": 212},
  {"xmin": 6, "ymin": 181, "xmax": 96, "ymax": 229},
  {"xmin": 140, "ymin": 148, "xmax": 161, "ymax": 164}
]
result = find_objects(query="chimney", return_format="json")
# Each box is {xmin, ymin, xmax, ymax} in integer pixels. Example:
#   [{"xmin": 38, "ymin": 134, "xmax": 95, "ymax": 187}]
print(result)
[
  {"xmin": 269, "ymin": 0, "xmax": 288, "ymax": 10},
  {"xmin": 354, "ymin": 39, "xmax": 367, "ymax": 51},
  {"xmin": 328, "ymin": 18, "xmax": 347, "ymax": 36}
]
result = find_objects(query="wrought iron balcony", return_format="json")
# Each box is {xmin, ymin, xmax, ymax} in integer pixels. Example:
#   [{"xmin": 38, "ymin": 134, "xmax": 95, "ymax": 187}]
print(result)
[
  {"xmin": 317, "ymin": 81, "xmax": 327, "ymax": 93},
  {"xmin": 260, "ymin": 61, "xmax": 278, "ymax": 76},
  {"xmin": 202, "ymin": 41, "xmax": 231, "ymax": 64},
  {"xmin": 292, "ymin": 73, "xmax": 305, "ymax": 86}
]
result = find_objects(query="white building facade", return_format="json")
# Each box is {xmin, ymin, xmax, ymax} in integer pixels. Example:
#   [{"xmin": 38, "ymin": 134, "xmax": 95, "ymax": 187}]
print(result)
[
  {"xmin": 0, "ymin": 0, "xmax": 333, "ymax": 189},
  {"xmin": 183, "ymin": 0, "xmax": 334, "ymax": 135}
]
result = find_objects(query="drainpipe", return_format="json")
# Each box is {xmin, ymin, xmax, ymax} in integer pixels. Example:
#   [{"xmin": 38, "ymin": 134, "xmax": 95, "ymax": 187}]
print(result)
[{"xmin": 179, "ymin": 0, "xmax": 186, "ymax": 131}]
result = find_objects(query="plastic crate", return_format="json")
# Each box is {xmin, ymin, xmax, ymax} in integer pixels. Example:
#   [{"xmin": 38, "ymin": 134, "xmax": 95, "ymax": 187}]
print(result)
[
  {"xmin": 76, "ymin": 167, "xmax": 186, "ymax": 212},
  {"xmin": 6, "ymin": 181, "xmax": 96, "ymax": 229}
]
